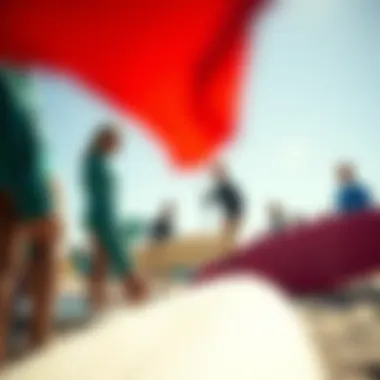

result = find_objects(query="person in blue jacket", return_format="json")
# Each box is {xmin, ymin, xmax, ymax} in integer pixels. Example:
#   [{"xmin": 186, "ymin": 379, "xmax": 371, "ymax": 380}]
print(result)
[
  {"xmin": 82, "ymin": 125, "xmax": 146, "ymax": 310},
  {"xmin": 335, "ymin": 162, "xmax": 373, "ymax": 214}
]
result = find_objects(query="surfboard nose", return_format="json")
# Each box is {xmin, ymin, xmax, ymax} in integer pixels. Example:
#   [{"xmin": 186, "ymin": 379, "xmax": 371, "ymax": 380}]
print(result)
[{"xmin": 2, "ymin": 277, "xmax": 327, "ymax": 380}]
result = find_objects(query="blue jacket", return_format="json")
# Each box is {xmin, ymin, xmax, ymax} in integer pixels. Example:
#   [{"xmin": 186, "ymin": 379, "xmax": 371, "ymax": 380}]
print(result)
[{"xmin": 336, "ymin": 181, "xmax": 372, "ymax": 214}]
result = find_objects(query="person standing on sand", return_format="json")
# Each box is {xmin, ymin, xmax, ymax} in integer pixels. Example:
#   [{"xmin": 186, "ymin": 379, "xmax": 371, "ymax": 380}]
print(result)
[
  {"xmin": 203, "ymin": 162, "xmax": 245, "ymax": 249},
  {"xmin": 82, "ymin": 125, "xmax": 147, "ymax": 311},
  {"xmin": 0, "ymin": 65, "xmax": 60, "ymax": 364},
  {"xmin": 143, "ymin": 203, "xmax": 177, "ymax": 280},
  {"xmin": 335, "ymin": 162, "xmax": 373, "ymax": 214},
  {"xmin": 149, "ymin": 202, "xmax": 176, "ymax": 244}
]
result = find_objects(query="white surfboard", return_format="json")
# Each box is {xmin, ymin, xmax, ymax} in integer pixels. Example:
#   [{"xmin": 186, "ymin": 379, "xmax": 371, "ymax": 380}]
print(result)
[{"xmin": 2, "ymin": 277, "xmax": 327, "ymax": 380}]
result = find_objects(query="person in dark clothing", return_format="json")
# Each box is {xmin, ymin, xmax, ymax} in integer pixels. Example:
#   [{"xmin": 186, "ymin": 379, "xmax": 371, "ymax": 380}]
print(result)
[
  {"xmin": 267, "ymin": 201, "xmax": 287, "ymax": 234},
  {"xmin": 150, "ymin": 203, "xmax": 176, "ymax": 243},
  {"xmin": 204, "ymin": 162, "xmax": 245, "ymax": 246}
]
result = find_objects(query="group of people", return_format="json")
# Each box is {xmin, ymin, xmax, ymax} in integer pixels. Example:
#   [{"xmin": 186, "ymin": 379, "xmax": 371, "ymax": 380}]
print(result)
[
  {"xmin": 0, "ymin": 64, "xmax": 247, "ymax": 364},
  {"xmin": 266, "ymin": 162, "xmax": 374, "ymax": 234},
  {"xmin": 150, "ymin": 163, "xmax": 245, "ymax": 245},
  {"xmin": 86, "ymin": 127, "xmax": 246, "ymax": 302},
  {"xmin": 0, "ymin": 63, "xmax": 376, "ymax": 366}
]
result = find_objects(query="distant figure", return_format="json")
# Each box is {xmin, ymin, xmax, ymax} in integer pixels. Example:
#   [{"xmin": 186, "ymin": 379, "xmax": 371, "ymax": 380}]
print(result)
[
  {"xmin": 150, "ymin": 203, "xmax": 176, "ymax": 243},
  {"xmin": 267, "ymin": 201, "xmax": 288, "ymax": 233},
  {"xmin": 204, "ymin": 162, "xmax": 245, "ymax": 246},
  {"xmin": 82, "ymin": 125, "xmax": 146, "ymax": 310},
  {"xmin": 291, "ymin": 214, "xmax": 307, "ymax": 229},
  {"xmin": 335, "ymin": 162, "xmax": 373, "ymax": 214}
]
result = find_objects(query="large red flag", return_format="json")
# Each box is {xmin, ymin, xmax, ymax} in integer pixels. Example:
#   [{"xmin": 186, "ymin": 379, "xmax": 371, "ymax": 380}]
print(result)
[{"xmin": 1, "ymin": 0, "xmax": 266, "ymax": 168}]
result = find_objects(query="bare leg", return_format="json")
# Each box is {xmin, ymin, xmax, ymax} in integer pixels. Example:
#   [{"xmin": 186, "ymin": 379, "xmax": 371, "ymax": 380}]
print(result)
[
  {"xmin": 28, "ymin": 233, "xmax": 58, "ymax": 350},
  {"xmin": 0, "ymin": 195, "xmax": 20, "ymax": 365},
  {"xmin": 89, "ymin": 238, "xmax": 109, "ymax": 312},
  {"xmin": 27, "ymin": 181, "xmax": 62, "ymax": 350},
  {"xmin": 123, "ymin": 272, "xmax": 148, "ymax": 304}
]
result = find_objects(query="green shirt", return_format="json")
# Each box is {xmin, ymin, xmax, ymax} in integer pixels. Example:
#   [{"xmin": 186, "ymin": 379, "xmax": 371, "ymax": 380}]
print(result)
[
  {"xmin": 83, "ymin": 148, "xmax": 120, "ymax": 228},
  {"xmin": 0, "ymin": 65, "xmax": 52, "ymax": 220}
]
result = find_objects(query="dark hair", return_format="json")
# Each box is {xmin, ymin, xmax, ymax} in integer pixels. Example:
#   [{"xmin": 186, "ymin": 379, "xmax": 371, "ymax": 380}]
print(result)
[{"xmin": 92, "ymin": 123, "xmax": 120, "ymax": 149}]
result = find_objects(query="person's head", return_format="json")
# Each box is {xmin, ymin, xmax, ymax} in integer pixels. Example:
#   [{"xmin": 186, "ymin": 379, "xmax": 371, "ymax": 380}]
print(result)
[
  {"xmin": 93, "ymin": 123, "xmax": 122, "ymax": 154},
  {"xmin": 336, "ymin": 162, "xmax": 356, "ymax": 185},
  {"xmin": 210, "ymin": 161, "xmax": 228, "ymax": 182}
]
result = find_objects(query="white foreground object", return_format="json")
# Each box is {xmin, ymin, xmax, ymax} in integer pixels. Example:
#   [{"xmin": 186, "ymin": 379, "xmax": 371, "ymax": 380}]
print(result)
[{"xmin": 3, "ymin": 277, "xmax": 327, "ymax": 380}]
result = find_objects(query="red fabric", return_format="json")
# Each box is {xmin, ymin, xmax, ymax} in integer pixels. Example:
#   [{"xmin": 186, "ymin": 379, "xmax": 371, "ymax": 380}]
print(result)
[
  {"xmin": 197, "ymin": 211, "xmax": 380, "ymax": 295},
  {"xmin": 1, "ymin": 0, "xmax": 266, "ymax": 168}
]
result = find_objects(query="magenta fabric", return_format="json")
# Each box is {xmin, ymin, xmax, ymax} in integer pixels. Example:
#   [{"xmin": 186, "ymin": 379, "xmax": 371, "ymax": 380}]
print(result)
[{"xmin": 197, "ymin": 211, "xmax": 380, "ymax": 295}]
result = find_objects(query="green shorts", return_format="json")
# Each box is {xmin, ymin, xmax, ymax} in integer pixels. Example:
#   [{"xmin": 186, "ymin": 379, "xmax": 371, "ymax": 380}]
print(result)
[{"xmin": 89, "ymin": 220, "xmax": 133, "ymax": 278}]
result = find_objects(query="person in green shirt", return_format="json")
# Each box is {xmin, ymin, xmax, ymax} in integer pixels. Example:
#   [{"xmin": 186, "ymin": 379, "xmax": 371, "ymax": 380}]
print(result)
[
  {"xmin": 0, "ymin": 65, "xmax": 60, "ymax": 363},
  {"xmin": 82, "ymin": 125, "xmax": 146, "ymax": 310},
  {"xmin": 71, "ymin": 218, "xmax": 147, "ymax": 278}
]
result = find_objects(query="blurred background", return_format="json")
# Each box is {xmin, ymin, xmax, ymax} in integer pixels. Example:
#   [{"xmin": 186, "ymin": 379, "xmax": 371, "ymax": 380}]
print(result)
[{"xmin": 1, "ymin": 0, "xmax": 380, "ymax": 379}]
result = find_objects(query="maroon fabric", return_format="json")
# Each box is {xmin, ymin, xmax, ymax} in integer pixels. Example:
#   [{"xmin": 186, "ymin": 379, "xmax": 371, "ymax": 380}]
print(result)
[{"xmin": 197, "ymin": 210, "xmax": 380, "ymax": 295}]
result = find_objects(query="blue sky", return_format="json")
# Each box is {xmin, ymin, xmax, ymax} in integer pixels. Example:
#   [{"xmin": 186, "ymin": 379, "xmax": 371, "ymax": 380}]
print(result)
[{"xmin": 32, "ymin": 0, "xmax": 380, "ymax": 245}]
